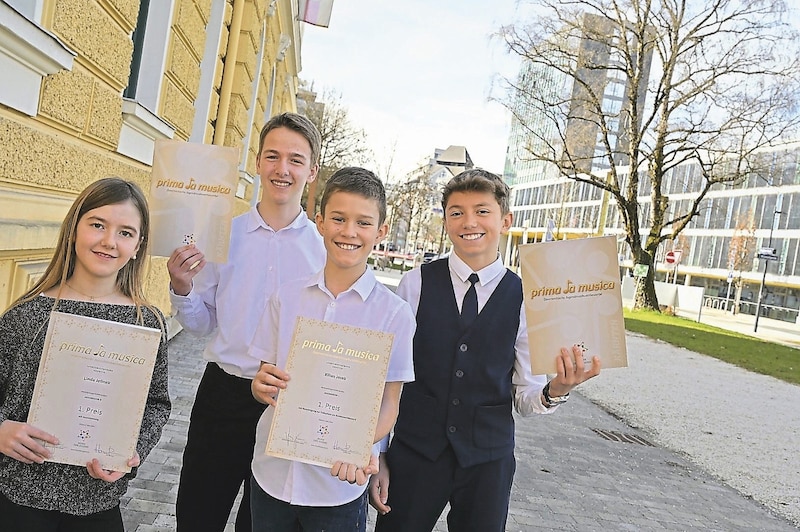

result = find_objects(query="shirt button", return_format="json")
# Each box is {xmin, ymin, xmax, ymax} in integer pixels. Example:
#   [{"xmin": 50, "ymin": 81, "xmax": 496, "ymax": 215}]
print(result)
[
  {"xmin": 448, "ymin": 426, "xmax": 457, "ymax": 433},
  {"xmin": 455, "ymin": 370, "xmax": 464, "ymax": 378},
  {"xmin": 452, "ymin": 398, "xmax": 460, "ymax": 406},
  {"xmin": 459, "ymin": 344, "xmax": 468, "ymax": 352}
]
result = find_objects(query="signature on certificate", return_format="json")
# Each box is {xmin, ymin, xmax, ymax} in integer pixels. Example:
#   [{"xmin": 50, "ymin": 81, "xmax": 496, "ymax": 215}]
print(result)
[
  {"xmin": 333, "ymin": 441, "xmax": 353, "ymax": 454},
  {"xmin": 281, "ymin": 428, "xmax": 307, "ymax": 449}
]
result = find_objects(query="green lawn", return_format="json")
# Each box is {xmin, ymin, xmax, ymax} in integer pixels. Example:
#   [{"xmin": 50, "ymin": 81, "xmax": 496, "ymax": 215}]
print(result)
[{"xmin": 623, "ymin": 309, "xmax": 800, "ymax": 386}]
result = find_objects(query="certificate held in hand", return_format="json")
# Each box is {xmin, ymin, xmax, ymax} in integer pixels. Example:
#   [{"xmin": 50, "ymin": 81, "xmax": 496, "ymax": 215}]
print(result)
[
  {"xmin": 519, "ymin": 235, "xmax": 628, "ymax": 375},
  {"xmin": 27, "ymin": 312, "xmax": 161, "ymax": 472},
  {"xmin": 266, "ymin": 317, "xmax": 394, "ymax": 468}
]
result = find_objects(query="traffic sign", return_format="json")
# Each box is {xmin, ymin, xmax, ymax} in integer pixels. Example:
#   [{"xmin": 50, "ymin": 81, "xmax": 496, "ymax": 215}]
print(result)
[{"xmin": 665, "ymin": 250, "xmax": 682, "ymax": 265}]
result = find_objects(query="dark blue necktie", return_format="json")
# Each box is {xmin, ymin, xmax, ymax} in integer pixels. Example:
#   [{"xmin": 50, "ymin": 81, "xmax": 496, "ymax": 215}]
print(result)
[{"xmin": 461, "ymin": 273, "xmax": 479, "ymax": 328}]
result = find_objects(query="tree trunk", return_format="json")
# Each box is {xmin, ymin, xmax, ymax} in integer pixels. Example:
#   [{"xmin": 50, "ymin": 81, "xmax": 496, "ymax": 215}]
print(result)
[{"xmin": 632, "ymin": 249, "xmax": 659, "ymax": 310}]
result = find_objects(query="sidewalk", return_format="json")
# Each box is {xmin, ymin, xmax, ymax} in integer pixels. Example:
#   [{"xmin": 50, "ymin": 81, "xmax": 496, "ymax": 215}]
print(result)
[{"xmin": 120, "ymin": 273, "xmax": 800, "ymax": 531}]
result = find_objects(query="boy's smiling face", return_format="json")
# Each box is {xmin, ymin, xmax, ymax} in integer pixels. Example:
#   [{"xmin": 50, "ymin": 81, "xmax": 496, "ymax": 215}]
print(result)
[
  {"xmin": 255, "ymin": 126, "xmax": 318, "ymax": 209},
  {"xmin": 315, "ymin": 191, "xmax": 387, "ymax": 276},
  {"xmin": 444, "ymin": 190, "xmax": 512, "ymax": 271}
]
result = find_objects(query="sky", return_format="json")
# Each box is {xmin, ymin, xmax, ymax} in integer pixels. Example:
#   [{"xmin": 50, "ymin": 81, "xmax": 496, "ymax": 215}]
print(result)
[{"xmin": 299, "ymin": 0, "xmax": 530, "ymax": 182}]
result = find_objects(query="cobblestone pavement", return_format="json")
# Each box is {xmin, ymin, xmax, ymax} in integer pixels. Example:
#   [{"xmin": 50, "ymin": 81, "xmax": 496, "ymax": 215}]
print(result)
[{"xmin": 121, "ymin": 324, "xmax": 798, "ymax": 531}]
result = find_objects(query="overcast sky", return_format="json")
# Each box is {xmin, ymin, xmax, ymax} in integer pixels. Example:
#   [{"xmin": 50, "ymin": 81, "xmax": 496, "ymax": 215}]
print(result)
[{"xmin": 298, "ymin": 0, "xmax": 529, "ymax": 182}]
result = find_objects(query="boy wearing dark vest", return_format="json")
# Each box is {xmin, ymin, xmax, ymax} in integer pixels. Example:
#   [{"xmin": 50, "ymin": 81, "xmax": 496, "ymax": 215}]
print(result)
[{"xmin": 370, "ymin": 169, "xmax": 601, "ymax": 531}]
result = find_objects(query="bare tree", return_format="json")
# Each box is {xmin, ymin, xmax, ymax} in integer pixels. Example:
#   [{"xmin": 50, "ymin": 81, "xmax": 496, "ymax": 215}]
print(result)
[
  {"xmin": 498, "ymin": 0, "xmax": 800, "ymax": 310},
  {"xmin": 728, "ymin": 211, "xmax": 757, "ymax": 313},
  {"xmin": 387, "ymin": 164, "xmax": 440, "ymax": 255},
  {"xmin": 301, "ymin": 86, "xmax": 373, "ymax": 216}
]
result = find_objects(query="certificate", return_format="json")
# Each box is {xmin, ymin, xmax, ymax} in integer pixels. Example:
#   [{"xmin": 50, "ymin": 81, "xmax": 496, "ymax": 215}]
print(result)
[
  {"xmin": 27, "ymin": 312, "xmax": 161, "ymax": 472},
  {"xmin": 149, "ymin": 139, "xmax": 239, "ymax": 263},
  {"xmin": 519, "ymin": 235, "xmax": 628, "ymax": 374},
  {"xmin": 266, "ymin": 317, "xmax": 394, "ymax": 468}
]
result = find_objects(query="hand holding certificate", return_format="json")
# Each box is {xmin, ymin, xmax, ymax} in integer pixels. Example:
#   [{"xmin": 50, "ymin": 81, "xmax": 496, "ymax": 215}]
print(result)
[
  {"xmin": 27, "ymin": 312, "xmax": 161, "ymax": 472},
  {"xmin": 265, "ymin": 317, "xmax": 394, "ymax": 469}
]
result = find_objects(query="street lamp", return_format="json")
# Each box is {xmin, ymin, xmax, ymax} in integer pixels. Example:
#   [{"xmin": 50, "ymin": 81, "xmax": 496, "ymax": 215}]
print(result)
[{"xmin": 754, "ymin": 194, "xmax": 783, "ymax": 333}]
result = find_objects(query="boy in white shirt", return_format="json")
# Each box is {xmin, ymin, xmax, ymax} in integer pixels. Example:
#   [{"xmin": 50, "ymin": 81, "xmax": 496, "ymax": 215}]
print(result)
[
  {"xmin": 249, "ymin": 167, "xmax": 415, "ymax": 531},
  {"xmin": 167, "ymin": 113, "xmax": 325, "ymax": 532}
]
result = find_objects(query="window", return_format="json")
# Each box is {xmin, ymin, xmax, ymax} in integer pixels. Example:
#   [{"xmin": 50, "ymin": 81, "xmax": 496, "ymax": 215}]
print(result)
[{"xmin": 117, "ymin": 0, "xmax": 175, "ymax": 164}]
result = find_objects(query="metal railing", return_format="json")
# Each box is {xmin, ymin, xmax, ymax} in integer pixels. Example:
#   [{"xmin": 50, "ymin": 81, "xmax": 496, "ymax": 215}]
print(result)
[{"xmin": 702, "ymin": 296, "xmax": 799, "ymax": 323}]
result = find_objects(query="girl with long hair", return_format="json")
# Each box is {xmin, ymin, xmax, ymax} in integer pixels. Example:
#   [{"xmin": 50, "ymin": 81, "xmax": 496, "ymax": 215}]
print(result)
[{"xmin": 0, "ymin": 177, "xmax": 171, "ymax": 531}]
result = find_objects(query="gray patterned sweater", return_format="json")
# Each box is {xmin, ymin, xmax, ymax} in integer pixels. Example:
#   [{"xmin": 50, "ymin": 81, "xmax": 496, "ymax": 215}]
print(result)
[{"xmin": 0, "ymin": 295, "xmax": 171, "ymax": 515}]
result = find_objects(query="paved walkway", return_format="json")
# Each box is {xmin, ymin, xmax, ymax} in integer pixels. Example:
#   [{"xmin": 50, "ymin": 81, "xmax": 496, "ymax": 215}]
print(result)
[{"xmin": 121, "ymin": 270, "xmax": 800, "ymax": 531}]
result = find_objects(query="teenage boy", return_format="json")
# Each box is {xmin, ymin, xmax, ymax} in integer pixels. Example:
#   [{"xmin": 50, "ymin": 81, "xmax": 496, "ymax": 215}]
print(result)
[
  {"xmin": 249, "ymin": 167, "xmax": 415, "ymax": 532},
  {"xmin": 167, "ymin": 113, "xmax": 325, "ymax": 532},
  {"xmin": 370, "ymin": 169, "xmax": 602, "ymax": 532}
]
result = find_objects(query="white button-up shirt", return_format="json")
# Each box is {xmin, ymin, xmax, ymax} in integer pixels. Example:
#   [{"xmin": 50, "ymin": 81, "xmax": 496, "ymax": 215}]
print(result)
[
  {"xmin": 249, "ymin": 268, "xmax": 415, "ymax": 506},
  {"xmin": 170, "ymin": 207, "xmax": 325, "ymax": 378}
]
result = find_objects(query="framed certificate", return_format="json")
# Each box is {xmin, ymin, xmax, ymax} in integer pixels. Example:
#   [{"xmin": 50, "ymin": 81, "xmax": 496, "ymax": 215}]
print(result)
[
  {"xmin": 266, "ymin": 317, "xmax": 394, "ymax": 468},
  {"xmin": 27, "ymin": 312, "xmax": 161, "ymax": 472},
  {"xmin": 519, "ymin": 235, "xmax": 628, "ymax": 374}
]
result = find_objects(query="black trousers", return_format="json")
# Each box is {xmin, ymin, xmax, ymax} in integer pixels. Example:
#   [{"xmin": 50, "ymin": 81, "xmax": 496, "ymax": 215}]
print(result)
[
  {"xmin": 176, "ymin": 362, "xmax": 266, "ymax": 532},
  {"xmin": 0, "ymin": 492, "xmax": 122, "ymax": 532},
  {"xmin": 374, "ymin": 440, "xmax": 516, "ymax": 532}
]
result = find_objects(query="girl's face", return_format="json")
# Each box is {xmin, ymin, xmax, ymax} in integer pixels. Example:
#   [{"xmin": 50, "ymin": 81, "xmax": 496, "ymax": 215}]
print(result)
[{"xmin": 72, "ymin": 200, "xmax": 142, "ymax": 282}]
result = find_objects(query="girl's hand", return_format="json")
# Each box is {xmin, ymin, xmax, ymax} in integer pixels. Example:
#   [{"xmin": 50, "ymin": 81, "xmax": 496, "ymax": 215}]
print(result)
[
  {"xmin": 0, "ymin": 420, "xmax": 58, "ymax": 464},
  {"xmin": 87, "ymin": 452, "xmax": 140, "ymax": 483}
]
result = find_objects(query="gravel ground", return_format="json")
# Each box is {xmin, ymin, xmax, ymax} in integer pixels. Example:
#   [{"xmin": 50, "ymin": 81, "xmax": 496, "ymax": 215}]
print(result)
[{"xmin": 578, "ymin": 332, "xmax": 800, "ymax": 526}]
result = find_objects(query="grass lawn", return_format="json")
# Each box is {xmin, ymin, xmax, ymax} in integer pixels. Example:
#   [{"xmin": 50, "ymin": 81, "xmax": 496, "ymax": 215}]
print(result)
[{"xmin": 623, "ymin": 309, "xmax": 800, "ymax": 386}]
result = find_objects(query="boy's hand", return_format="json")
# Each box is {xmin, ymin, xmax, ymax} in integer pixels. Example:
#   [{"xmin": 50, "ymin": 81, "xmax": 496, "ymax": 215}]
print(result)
[
  {"xmin": 251, "ymin": 362, "xmax": 290, "ymax": 407},
  {"xmin": 167, "ymin": 244, "xmax": 206, "ymax": 296},
  {"xmin": 87, "ymin": 452, "xmax": 140, "ymax": 483},
  {"xmin": 368, "ymin": 453, "xmax": 391, "ymax": 514},
  {"xmin": 547, "ymin": 345, "xmax": 602, "ymax": 397},
  {"xmin": 331, "ymin": 454, "xmax": 379, "ymax": 486},
  {"xmin": 0, "ymin": 420, "xmax": 58, "ymax": 464}
]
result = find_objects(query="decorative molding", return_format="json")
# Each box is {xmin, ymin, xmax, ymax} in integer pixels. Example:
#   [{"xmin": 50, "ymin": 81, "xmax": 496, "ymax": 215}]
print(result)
[
  {"xmin": 0, "ymin": 2, "xmax": 75, "ymax": 116},
  {"xmin": 118, "ymin": 98, "xmax": 175, "ymax": 165}
]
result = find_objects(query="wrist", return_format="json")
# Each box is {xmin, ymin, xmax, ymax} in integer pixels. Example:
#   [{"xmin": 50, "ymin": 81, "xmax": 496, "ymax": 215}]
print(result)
[{"xmin": 542, "ymin": 381, "xmax": 569, "ymax": 408}]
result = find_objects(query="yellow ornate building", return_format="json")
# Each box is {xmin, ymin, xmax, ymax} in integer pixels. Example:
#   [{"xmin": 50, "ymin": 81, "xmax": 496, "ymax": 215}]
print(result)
[{"xmin": 0, "ymin": 0, "xmax": 309, "ymax": 329}]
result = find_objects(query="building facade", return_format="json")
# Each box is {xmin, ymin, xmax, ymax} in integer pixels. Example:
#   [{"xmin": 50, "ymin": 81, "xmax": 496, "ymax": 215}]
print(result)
[
  {"xmin": 0, "ymin": 0, "xmax": 309, "ymax": 325},
  {"xmin": 502, "ymin": 145, "xmax": 800, "ymax": 323}
]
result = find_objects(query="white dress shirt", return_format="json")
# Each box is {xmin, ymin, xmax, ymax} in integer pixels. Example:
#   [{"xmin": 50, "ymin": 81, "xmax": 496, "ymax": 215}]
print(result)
[
  {"xmin": 170, "ymin": 207, "xmax": 325, "ymax": 378},
  {"xmin": 395, "ymin": 251, "xmax": 554, "ymax": 417},
  {"xmin": 249, "ymin": 267, "xmax": 416, "ymax": 506}
]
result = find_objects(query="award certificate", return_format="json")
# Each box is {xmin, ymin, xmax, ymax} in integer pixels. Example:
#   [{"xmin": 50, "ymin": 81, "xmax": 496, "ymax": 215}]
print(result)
[
  {"xmin": 27, "ymin": 312, "xmax": 161, "ymax": 472},
  {"xmin": 149, "ymin": 139, "xmax": 239, "ymax": 263},
  {"xmin": 519, "ymin": 235, "xmax": 628, "ymax": 374},
  {"xmin": 266, "ymin": 317, "xmax": 394, "ymax": 468}
]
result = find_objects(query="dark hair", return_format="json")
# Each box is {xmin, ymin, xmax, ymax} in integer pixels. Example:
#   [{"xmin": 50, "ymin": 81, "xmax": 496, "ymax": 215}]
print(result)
[
  {"xmin": 257, "ymin": 112, "xmax": 322, "ymax": 166},
  {"xmin": 11, "ymin": 177, "xmax": 155, "ymax": 325},
  {"xmin": 319, "ymin": 167, "xmax": 387, "ymax": 224},
  {"xmin": 442, "ymin": 169, "xmax": 511, "ymax": 215}
]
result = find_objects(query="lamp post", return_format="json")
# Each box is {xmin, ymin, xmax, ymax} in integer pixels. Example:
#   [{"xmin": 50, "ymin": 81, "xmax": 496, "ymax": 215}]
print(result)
[{"xmin": 754, "ymin": 194, "xmax": 783, "ymax": 333}]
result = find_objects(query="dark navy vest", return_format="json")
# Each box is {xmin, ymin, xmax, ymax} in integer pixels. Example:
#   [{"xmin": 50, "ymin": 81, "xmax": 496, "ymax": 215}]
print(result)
[{"xmin": 392, "ymin": 258, "xmax": 523, "ymax": 467}]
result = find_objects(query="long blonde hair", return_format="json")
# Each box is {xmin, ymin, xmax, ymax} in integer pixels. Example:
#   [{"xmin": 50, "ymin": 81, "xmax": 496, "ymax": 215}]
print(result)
[{"xmin": 11, "ymin": 177, "xmax": 158, "ymax": 325}]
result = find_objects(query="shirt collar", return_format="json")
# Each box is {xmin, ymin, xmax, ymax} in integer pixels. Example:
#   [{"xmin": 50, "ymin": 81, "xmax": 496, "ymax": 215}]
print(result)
[
  {"xmin": 306, "ymin": 267, "xmax": 378, "ymax": 302},
  {"xmin": 448, "ymin": 251, "xmax": 505, "ymax": 286},
  {"xmin": 245, "ymin": 205, "xmax": 311, "ymax": 233}
]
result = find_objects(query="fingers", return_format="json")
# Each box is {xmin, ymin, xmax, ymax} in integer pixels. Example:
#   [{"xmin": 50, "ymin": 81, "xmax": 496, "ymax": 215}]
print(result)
[
  {"xmin": 128, "ymin": 451, "xmax": 141, "ymax": 469},
  {"xmin": 167, "ymin": 245, "xmax": 206, "ymax": 295},
  {"xmin": 86, "ymin": 459, "xmax": 125, "ymax": 483},
  {"xmin": 251, "ymin": 363, "xmax": 290, "ymax": 406},
  {"xmin": 0, "ymin": 420, "xmax": 57, "ymax": 464},
  {"xmin": 330, "ymin": 461, "xmax": 371, "ymax": 486},
  {"xmin": 368, "ymin": 459, "xmax": 392, "ymax": 515}
]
